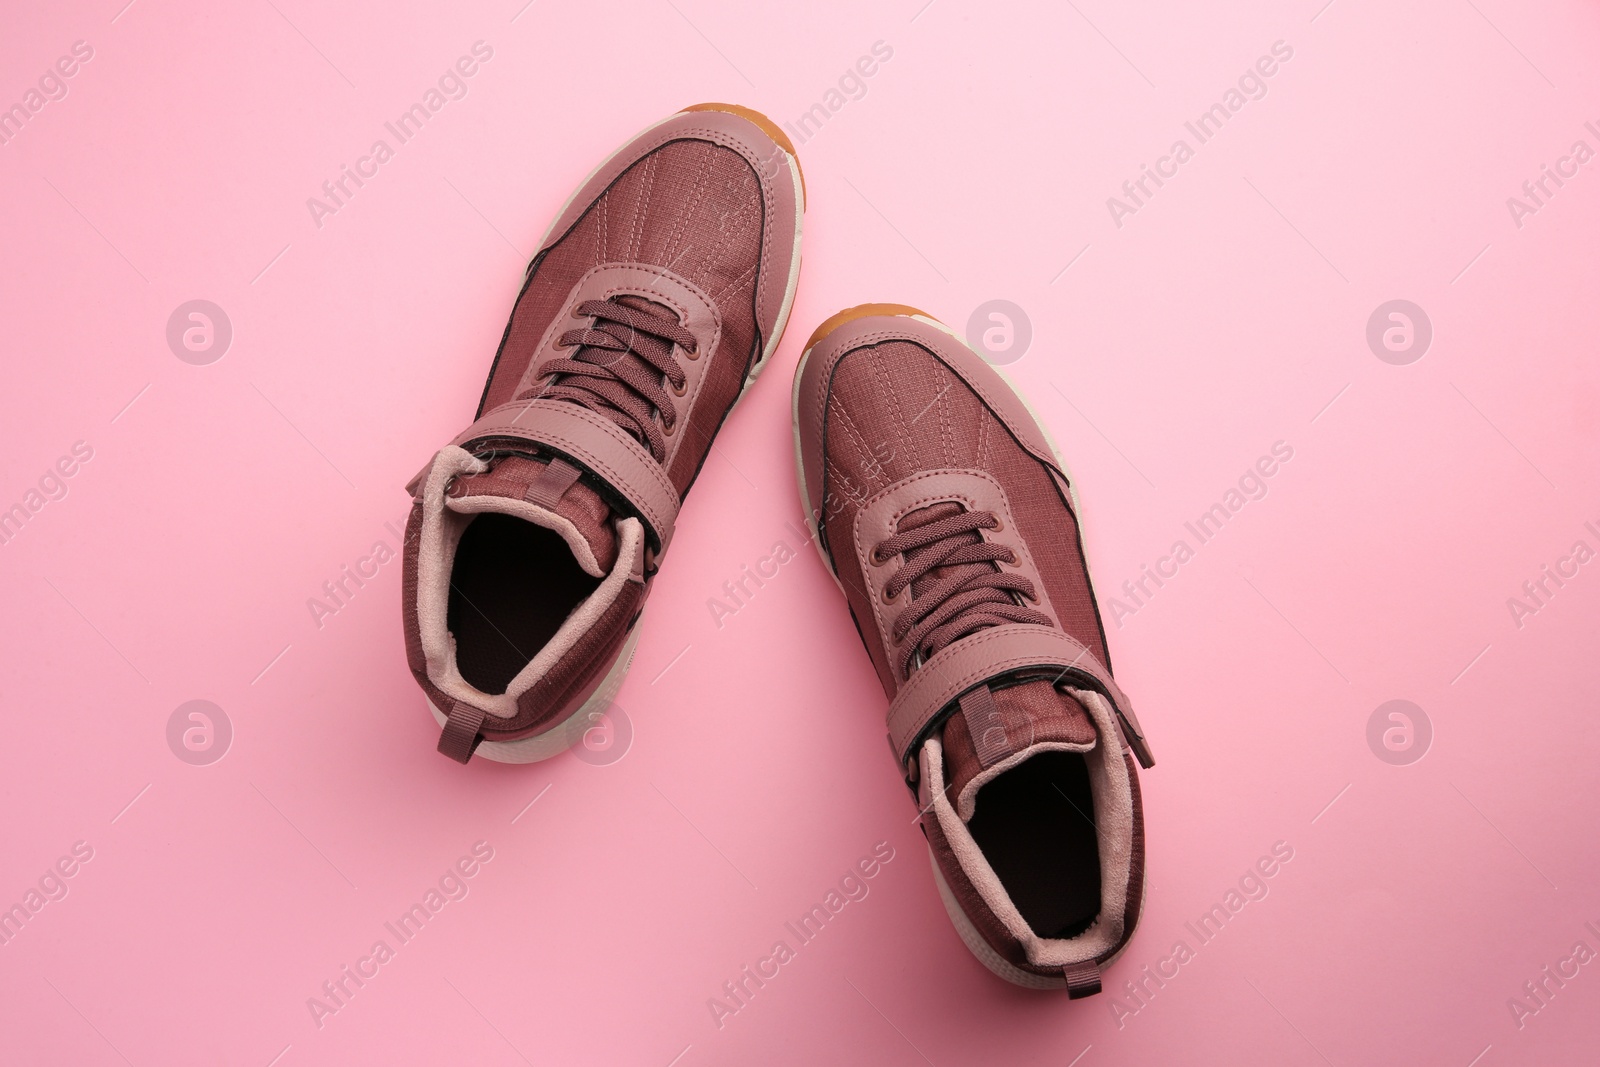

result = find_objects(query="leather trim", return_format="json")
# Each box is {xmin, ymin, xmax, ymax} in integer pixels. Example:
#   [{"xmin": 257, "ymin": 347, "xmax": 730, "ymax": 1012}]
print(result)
[
  {"xmin": 531, "ymin": 110, "xmax": 798, "ymax": 368},
  {"xmin": 513, "ymin": 262, "xmax": 724, "ymax": 474},
  {"xmin": 795, "ymin": 313, "xmax": 1067, "ymax": 571},
  {"xmin": 885, "ymin": 624, "xmax": 1154, "ymax": 779},
  {"xmin": 451, "ymin": 398, "xmax": 680, "ymax": 554},
  {"xmin": 850, "ymin": 468, "xmax": 1063, "ymax": 670}
]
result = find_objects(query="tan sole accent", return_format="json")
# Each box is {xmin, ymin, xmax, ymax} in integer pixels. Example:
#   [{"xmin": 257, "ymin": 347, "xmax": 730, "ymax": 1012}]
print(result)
[
  {"xmin": 801, "ymin": 302, "xmax": 934, "ymax": 353},
  {"xmin": 681, "ymin": 102, "xmax": 806, "ymax": 209}
]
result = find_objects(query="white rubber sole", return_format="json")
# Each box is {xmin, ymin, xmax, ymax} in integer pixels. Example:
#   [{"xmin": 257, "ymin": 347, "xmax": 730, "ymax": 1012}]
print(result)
[
  {"xmin": 435, "ymin": 112, "xmax": 805, "ymax": 765},
  {"xmin": 429, "ymin": 624, "xmax": 641, "ymax": 764},
  {"xmin": 929, "ymin": 846, "xmax": 1141, "ymax": 989}
]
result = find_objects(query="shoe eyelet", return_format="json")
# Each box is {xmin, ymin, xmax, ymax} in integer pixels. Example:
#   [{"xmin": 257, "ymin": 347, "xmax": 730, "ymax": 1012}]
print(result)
[
  {"xmin": 990, "ymin": 517, "xmax": 1005, "ymax": 534},
  {"xmin": 870, "ymin": 547, "xmax": 887, "ymax": 566},
  {"xmin": 881, "ymin": 584, "xmax": 902, "ymax": 606},
  {"xmin": 670, "ymin": 377, "xmax": 688, "ymax": 397},
  {"xmin": 664, "ymin": 419, "xmax": 677, "ymax": 438},
  {"xmin": 683, "ymin": 343, "xmax": 700, "ymax": 361}
]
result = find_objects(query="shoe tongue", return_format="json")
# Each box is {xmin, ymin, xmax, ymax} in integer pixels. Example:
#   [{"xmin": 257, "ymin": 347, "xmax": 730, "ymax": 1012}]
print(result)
[
  {"xmin": 939, "ymin": 679, "xmax": 1099, "ymax": 823},
  {"xmin": 447, "ymin": 455, "xmax": 619, "ymax": 576}
]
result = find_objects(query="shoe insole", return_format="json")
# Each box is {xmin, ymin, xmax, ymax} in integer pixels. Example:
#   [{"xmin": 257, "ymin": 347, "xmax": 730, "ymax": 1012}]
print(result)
[
  {"xmin": 967, "ymin": 751, "xmax": 1102, "ymax": 940},
  {"xmin": 447, "ymin": 513, "xmax": 602, "ymax": 695}
]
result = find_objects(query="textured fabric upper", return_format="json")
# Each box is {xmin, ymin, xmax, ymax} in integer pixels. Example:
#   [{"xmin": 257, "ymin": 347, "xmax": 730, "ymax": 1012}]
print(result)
[
  {"xmin": 819, "ymin": 339, "xmax": 1107, "ymax": 698},
  {"xmin": 481, "ymin": 138, "xmax": 766, "ymax": 496}
]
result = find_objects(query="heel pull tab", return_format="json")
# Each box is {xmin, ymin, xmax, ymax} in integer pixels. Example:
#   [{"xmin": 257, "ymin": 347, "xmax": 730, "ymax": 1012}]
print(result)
[
  {"xmin": 438, "ymin": 700, "xmax": 486, "ymax": 764},
  {"xmin": 1063, "ymin": 960, "xmax": 1102, "ymax": 999}
]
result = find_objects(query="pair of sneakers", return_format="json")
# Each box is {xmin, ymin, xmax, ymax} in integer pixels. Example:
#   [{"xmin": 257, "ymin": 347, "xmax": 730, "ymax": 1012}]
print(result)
[{"xmin": 400, "ymin": 104, "xmax": 1155, "ymax": 996}]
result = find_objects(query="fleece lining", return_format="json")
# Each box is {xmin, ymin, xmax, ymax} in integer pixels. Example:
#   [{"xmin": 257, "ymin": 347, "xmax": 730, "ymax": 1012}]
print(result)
[
  {"xmin": 448, "ymin": 493, "xmax": 606, "ymax": 578},
  {"xmin": 921, "ymin": 686, "xmax": 1135, "ymax": 968},
  {"xmin": 413, "ymin": 446, "xmax": 643, "ymax": 719},
  {"xmin": 955, "ymin": 739, "xmax": 1096, "ymax": 823}
]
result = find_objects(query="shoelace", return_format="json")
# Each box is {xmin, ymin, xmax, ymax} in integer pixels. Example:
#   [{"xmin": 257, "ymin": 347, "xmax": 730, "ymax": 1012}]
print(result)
[
  {"xmin": 520, "ymin": 297, "xmax": 698, "ymax": 462},
  {"xmin": 874, "ymin": 507, "xmax": 1052, "ymax": 680}
]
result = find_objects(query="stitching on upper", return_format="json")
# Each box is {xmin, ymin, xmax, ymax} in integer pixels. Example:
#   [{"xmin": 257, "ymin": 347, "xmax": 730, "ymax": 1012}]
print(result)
[
  {"xmin": 876, "ymin": 352, "xmax": 919, "ymax": 471},
  {"xmin": 542, "ymin": 119, "xmax": 793, "ymax": 343},
  {"xmin": 463, "ymin": 400, "xmax": 680, "ymax": 535},
  {"xmin": 592, "ymin": 275, "xmax": 723, "ymax": 471},
  {"xmin": 620, "ymin": 122, "xmax": 785, "ymax": 344},
  {"xmin": 708, "ymin": 255, "xmax": 758, "ymax": 306},
  {"xmin": 886, "ymin": 626, "xmax": 1114, "ymax": 755},
  {"xmin": 850, "ymin": 469, "xmax": 1001, "ymax": 672},
  {"xmin": 627, "ymin": 152, "xmax": 656, "ymax": 262},
  {"xmin": 521, "ymin": 261, "xmax": 720, "ymax": 397},
  {"xmin": 829, "ymin": 393, "xmax": 879, "ymax": 474},
  {"xmin": 811, "ymin": 328, "xmax": 1062, "ymax": 477},
  {"xmin": 661, "ymin": 148, "xmax": 711, "ymax": 268},
  {"xmin": 976, "ymin": 403, "xmax": 990, "ymax": 467},
  {"xmin": 937, "ymin": 364, "xmax": 955, "ymax": 465},
  {"xmin": 865, "ymin": 469, "xmax": 1065, "ymax": 635}
]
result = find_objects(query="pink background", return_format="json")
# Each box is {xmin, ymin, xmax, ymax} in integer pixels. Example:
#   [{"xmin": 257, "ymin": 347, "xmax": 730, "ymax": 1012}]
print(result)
[{"xmin": 3, "ymin": 0, "xmax": 1599, "ymax": 1063}]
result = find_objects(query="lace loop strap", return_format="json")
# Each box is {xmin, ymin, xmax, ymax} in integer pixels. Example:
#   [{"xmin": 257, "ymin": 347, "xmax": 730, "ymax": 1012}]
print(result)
[
  {"xmin": 885, "ymin": 624, "xmax": 1154, "ymax": 792},
  {"xmin": 450, "ymin": 397, "xmax": 680, "ymax": 557}
]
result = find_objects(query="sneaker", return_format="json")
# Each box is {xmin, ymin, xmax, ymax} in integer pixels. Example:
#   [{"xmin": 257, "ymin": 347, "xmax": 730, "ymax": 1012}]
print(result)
[
  {"xmin": 403, "ymin": 104, "xmax": 804, "ymax": 763},
  {"xmin": 791, "ymin": 304, "xmax": 1153, "ymax": 995}
]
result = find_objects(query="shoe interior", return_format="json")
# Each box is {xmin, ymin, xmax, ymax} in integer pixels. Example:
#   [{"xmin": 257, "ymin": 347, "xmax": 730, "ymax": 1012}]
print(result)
[
  {"xmin": 446, "ymin": 513, "xmax": 601, "ymax": 694},
  {"xmin": 966, "ymin": 751, "xmax": 1102, "ymax": 940}
]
